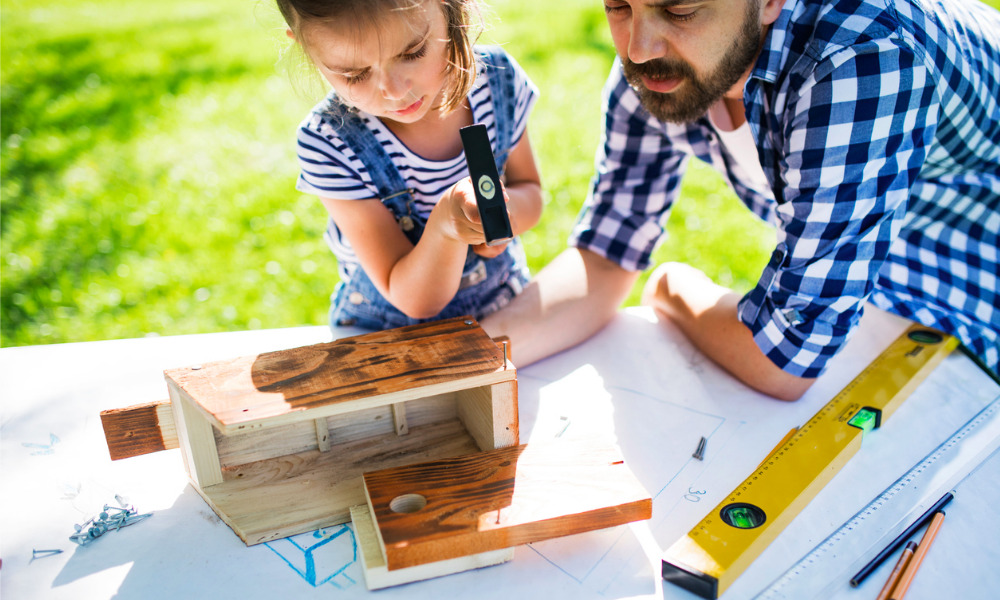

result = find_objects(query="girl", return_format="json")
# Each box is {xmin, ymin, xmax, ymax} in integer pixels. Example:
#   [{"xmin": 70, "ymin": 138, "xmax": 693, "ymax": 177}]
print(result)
[{"xmin": 278, "ymin": 0, "xmax": 543, "ymax": 331}]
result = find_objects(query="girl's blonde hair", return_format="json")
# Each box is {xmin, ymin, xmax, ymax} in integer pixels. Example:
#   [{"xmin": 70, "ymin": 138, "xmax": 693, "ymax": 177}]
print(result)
[{"xmin": 277, "ymin": 0, "xmax": 483, "ymax": 113}]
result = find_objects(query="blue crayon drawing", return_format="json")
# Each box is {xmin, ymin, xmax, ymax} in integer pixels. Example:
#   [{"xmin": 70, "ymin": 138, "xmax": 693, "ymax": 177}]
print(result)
[
  {"xmin": 22, "ymin": 433, "xmax": 60, "ymax": 455},
  {"xmin": 265, "ymin": 525, "xmax": 358, "ymax": 589}
]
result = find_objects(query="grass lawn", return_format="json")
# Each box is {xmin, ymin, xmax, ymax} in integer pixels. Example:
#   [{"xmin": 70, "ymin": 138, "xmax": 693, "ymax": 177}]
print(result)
[{"xmin": 2, "ymin": 0, "xmax": 995, "ymax": 346}]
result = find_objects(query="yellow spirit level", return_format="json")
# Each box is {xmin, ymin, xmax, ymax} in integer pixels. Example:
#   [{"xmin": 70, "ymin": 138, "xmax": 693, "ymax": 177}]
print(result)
[{"xmin": 661, "ymin": 324, "xmax": 958, "ymax": 599}]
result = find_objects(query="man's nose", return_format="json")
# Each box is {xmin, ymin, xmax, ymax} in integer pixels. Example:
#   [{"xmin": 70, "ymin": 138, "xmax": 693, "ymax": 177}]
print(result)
[{"xmin": 628, "ymin": 17, "xmax": 669, "ymax": 64}]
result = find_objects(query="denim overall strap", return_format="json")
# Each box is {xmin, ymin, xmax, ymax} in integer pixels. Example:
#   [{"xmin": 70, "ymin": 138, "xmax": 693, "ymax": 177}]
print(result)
[
  {"xmin": 320, "ymin": 99, "xmax": 423, "ymax": 244},
  {"xmin": 478, "ymin": 46, "xmax": 517, "ymax": 173},
  {"xmin": 323, "ymin": 53, "xmax": 530, "ymax": 330}
]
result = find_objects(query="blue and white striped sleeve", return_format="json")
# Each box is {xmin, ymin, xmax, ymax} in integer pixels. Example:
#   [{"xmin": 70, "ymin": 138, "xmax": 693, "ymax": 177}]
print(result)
[
  {"xmin": 507, "ymin": 52, "xmax": 539, "ymax": 147},
  {"xmin": 294, "ymin": 113, "xmax": 376, "ymax": 200},
  {"xmin": 738, "ymin": 40, "xmax": 938, "ymax": 377}
]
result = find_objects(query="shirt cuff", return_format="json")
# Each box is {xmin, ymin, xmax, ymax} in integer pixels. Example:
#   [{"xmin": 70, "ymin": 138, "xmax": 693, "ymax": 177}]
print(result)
[{"xmin": 737, "ymin": 248, "xmax": 850, "ymax": 378}]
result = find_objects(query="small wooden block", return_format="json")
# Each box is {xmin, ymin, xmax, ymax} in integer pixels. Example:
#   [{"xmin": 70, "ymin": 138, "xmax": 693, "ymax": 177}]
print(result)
[
  {"xmin": 314, "ymin": 418, "xmax": 331, "ymax": 451},
  {"xmin": 362, "ymin": 437, "xmax": 652, "ymax": 570},
  {"xmin": 100, "ymin": 400, "xmax": 179, "ymax": 460},
  {"xmin": 351, "ymin": 505, "xmax": 513, "ymax": 590}
]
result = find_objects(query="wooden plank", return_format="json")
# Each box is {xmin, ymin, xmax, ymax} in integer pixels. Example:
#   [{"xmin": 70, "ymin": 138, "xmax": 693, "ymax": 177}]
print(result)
[
  {"xmin": 168, "ymin": 381, "xmax": 224, "ymax": 488},
  {"xmin": 362, "ymin": 437, "xmax": 652, "ymax": 570},
  {"xmin": 456, "ymin": 380, "xmax": 518, "ymax": 451},
  {"xmin": 213, "ymin": 394, "xmax": 458, "ymax": 469},
  {"xmin": 162, "ymin": 317, "xmax": 513, "ymax": 434},
  {"xmin": 351, "ymin": 504, "xmax": 512, "ymax": 590},
  {"xmin": 202, "ymin": 420, "xmax": 481, "ymax": 545},
  {"xmin": 100, "ymin": 400, "xmax": 178, "ymax": 460}
]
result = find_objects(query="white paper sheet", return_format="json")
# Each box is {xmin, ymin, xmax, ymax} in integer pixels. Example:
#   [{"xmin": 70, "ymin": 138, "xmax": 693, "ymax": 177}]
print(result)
[{"xmin": 1, "ymin": 307, "xmax": 997, "ymax": 599}]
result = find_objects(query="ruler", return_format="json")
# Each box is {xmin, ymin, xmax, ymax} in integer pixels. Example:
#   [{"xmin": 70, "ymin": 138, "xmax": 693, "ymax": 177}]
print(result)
[
  {"xmin": 661, "ymin": 324, "xmax": 958, "ymax": 599},
  {"xmin": 755, "ymin": 393, "xmax": 1000, "ymax": 599}
]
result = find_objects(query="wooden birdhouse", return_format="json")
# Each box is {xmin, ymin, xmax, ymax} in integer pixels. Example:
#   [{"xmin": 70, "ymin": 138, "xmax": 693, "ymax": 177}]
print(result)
[{"xmin": 100, "ymin": 316, "xmax": 651, "ymax": 589}]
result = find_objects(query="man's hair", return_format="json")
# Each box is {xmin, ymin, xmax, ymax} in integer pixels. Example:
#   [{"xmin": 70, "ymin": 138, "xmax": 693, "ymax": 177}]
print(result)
[{"xmin": 277, "ymin": 0, "xmax": 483, "ymax": 112}]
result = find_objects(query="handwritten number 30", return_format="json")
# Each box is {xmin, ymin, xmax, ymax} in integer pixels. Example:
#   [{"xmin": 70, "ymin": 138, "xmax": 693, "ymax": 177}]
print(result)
[{"xmin": 684, "ymin": 487, "xmax": 707, "ymax": 502}]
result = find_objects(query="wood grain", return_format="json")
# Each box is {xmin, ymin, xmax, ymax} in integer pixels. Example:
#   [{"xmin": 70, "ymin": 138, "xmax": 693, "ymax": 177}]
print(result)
[
  {"xmin": 100, "ymin": 400, "xmax": 178, "ymax": 460},
  {"xmin": 201, "ymin": 419, "xmax": 483, "ymax": 545},
  {"xmin": 163, "ymin": 317, "xmax": 513, "ymax": 433},
  {"xmin": 169, "ymin": 382, "xmax": 223, "ymax": 488},
  {"xmin": 363, "ymin": 437, "xmax": 652, "ymax": 570},
  {"xmin": 212, "ymin": 393, "xmax": 459, "ymax": 469}
]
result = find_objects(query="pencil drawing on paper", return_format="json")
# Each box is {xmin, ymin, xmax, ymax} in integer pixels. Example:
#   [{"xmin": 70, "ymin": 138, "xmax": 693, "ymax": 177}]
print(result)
[
  {"xmin": 22, "ymin": 433, "xmax": 61, "ymax": 455},
  {"xmin": 264, "ymin": 525, "xmax": 359, "ymax": 589}
]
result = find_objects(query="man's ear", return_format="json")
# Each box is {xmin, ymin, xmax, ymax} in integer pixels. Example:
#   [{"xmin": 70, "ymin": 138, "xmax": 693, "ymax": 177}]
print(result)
[{"xmin": 761, "ymin": 0, "xmax": 785, "ymax": 26}]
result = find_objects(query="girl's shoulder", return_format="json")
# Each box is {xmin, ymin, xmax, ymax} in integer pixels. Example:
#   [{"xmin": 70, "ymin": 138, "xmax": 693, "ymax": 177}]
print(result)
[
  {"xmin": 473, "ymin": 45, "xmax": 527, "ymax": 79},
  {"xmin": 472, "ymin": 45, "xmax": 538, "ymax": 103},
  {"xmin": 300, "ymin": 91, "xmax": 366, "ymax": 136}
]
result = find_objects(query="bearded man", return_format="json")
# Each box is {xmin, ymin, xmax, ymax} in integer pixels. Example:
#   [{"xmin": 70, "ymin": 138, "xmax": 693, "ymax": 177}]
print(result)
[{"xmin": 484, "ymin": 0, "xmax": 1000, "ymax": 400}]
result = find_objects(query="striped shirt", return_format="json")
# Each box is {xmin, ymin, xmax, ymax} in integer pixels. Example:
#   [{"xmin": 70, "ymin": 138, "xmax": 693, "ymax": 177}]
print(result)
[
  {"xmin": 572, "ymin": 0, "xmax": 1000, "ymax": 377},
  {"xmin": 295, "ymin": 48, "xmax": 538, "ymax": 278}
]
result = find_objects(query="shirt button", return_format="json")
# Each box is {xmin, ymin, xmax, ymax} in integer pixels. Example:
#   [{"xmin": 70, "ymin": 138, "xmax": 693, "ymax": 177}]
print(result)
[{"xmin": 349, "ymin": 292, "xmax": 365, "ymax": 305}]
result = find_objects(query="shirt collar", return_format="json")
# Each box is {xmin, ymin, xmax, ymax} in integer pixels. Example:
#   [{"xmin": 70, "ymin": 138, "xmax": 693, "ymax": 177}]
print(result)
[{"xmin": 752, "ymin": 0, "xmax": 797, "ymax": 85}]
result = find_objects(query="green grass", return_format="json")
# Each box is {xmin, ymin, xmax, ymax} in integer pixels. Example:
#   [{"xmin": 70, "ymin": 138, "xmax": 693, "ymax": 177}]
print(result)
[{"xmin": 5, "ymin": 0, "xmax": 992, "ymax": 346}]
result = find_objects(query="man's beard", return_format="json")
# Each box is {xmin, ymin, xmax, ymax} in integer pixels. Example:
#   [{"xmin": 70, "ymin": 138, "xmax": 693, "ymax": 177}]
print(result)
[{"xmin": 622, "ymin": 2, "xmax": 763, "ymax": 124}]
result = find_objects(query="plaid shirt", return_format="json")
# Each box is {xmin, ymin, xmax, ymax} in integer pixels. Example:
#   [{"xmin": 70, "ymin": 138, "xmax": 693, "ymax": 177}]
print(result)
[{"xmin": 572, "ymin": 0, "xmax": 1000, "ymax": 378}]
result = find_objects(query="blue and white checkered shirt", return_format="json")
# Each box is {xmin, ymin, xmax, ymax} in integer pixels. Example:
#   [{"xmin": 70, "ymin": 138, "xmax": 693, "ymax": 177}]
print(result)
[{"xmin": 572, "ymin": 0, "xmax": 1000, "ymax": 378}]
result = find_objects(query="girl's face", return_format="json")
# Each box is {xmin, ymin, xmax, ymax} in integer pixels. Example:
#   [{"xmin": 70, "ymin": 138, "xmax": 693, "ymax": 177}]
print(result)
[{"xmin": 300, "ymin": 0, "xmax": 453, "ymax": 126}]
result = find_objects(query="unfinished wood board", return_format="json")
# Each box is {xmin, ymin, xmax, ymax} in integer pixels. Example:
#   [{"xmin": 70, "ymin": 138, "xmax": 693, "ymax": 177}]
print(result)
[
  {"xmin": 456, "ymin": 379, "xmax": 518, "ymax": 451},
  {"xmin": 169, "ymin": 385, "xmax": 223, "ymax": 488},
  {"xmin": 163, "ymin": 316, "xmax": 513, "ymax": 434},
  {"xmin": 200, "ymin": 420, "xmax": 481, "ymax": 545},
  {"xmin": 212, "ymin": 394, "xmax": 459, "ymax": 469},
  {"xmin": 363, "ymin": 437, "xmax": 652, "ymax": 570},
  {"xmin": 351, "ymin": 505, "xmax": 513, "ymax": 590}
]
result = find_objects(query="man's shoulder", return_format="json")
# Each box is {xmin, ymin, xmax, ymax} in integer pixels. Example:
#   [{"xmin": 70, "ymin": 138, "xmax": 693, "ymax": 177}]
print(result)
[{"xmin": 787, "ymin": 0, "xmax": 902, "ymax": 61}]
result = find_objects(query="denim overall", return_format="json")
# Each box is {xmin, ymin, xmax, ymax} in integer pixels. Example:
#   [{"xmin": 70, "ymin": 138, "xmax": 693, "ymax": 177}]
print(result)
[{"xmin": 324, "ymin": 47, "xmax": 530, "ymax": 331}]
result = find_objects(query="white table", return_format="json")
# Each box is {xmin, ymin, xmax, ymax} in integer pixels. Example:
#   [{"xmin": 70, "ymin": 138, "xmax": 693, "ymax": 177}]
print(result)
[{"xmin": 2, "ymin": 307, "xmax": 998, "ymax": 599}]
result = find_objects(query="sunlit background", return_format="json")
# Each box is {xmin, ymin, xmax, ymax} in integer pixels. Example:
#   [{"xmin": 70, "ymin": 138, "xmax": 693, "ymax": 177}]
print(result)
[{"xmin": 10, "ymin": 0, "xmax": 979, "ymax": 346}]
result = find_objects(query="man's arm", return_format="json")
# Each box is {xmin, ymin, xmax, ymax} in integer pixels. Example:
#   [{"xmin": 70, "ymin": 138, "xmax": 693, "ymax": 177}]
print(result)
[
  {"xmin": 643, "ymin": 262, "xmax": 815, "ymax": 401},
  {"xmin": 481, "ymin": 247, "xmax": 638, "ymax": 366}
]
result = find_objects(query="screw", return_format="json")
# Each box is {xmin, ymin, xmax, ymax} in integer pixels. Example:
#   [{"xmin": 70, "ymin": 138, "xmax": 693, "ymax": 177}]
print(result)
[{"xmin": 32, "ymin": 548, "xmax": 63, "ymax": 559}]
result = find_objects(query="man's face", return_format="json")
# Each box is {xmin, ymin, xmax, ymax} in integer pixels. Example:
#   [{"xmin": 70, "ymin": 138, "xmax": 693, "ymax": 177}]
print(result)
[{"xmin": 604, "ymin": 0, "xmax": 766, "ymax": 123}]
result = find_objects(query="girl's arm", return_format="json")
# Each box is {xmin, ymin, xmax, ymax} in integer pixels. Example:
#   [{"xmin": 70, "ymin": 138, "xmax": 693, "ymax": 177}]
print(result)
[
  {"xmin": 321, "ymin": 129, "xmax": 543, "ymax": 320},
  {"xmin": 500, "ymin": 129, "xmax": 543, "ymax": 237},
  {"xmin": 320, "ymin": 195, "xmax": 470, "ymax": 319}
]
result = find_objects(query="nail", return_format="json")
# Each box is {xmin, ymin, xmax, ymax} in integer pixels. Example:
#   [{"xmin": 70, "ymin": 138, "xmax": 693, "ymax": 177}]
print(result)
[
  {"xmin": 693, "ymin": 436, "xmax": 707, "ymax": 460},
  {"xmin": 74, "ymin": 518, "xmax": 94, "ymax": 533},
  {"xmin": 32, "ymin": 548, "xmax": 63, "ymax": 559}
]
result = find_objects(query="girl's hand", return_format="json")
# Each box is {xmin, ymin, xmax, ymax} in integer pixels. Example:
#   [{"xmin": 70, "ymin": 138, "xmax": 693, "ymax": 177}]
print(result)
[
  {"xmin": 472, "ymin": 241, "xmax": 509, "ymax": 258},
  {"xmin": 432, "ymin": 177, "xmax": 491, "ymax": 246}
]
